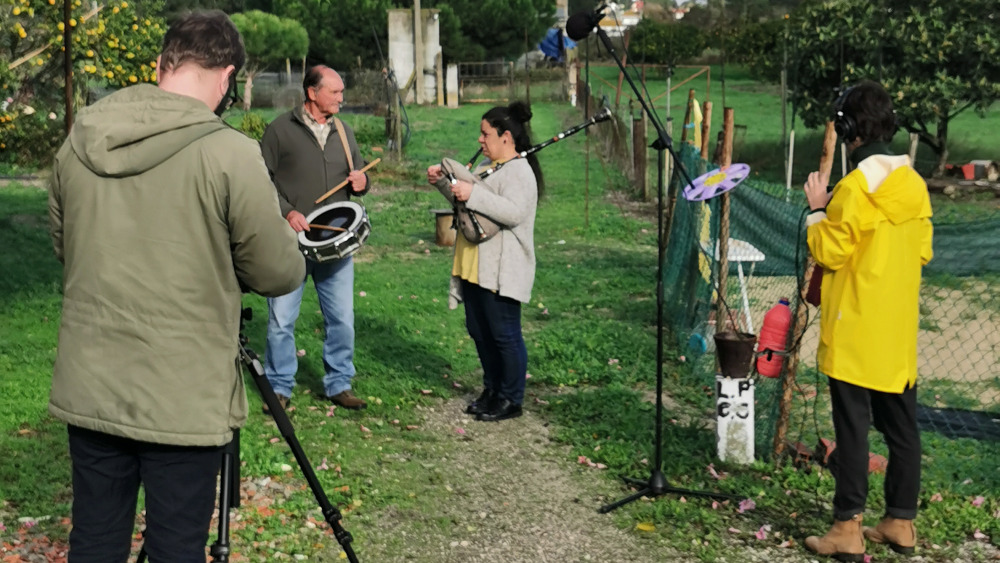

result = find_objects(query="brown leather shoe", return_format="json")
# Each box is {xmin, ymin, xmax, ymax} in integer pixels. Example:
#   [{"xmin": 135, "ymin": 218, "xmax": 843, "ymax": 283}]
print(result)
[
  {"xmin": 864, "ymin": 517, "xmax": 916, "ymax": 555},
  {"xmin": 328, "ymin": 390, "xmax": 367, "ymax": 410},
  {"xmin": 804, "ymin": 513, "xmax": 865, "ymax": 562},
  {"xmin": 262, "ymin": 394, "xmax": 290, "ymax": 415}
]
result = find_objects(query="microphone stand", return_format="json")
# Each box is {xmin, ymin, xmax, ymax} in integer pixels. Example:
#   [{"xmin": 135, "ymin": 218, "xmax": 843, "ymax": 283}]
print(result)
[{"xmin": 590, "ymin": 25, "xmax": 736, "ymax": 513}]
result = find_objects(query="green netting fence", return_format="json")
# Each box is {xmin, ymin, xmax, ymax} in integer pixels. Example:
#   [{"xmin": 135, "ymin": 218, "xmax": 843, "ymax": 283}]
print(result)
[
  {"xmin": 663, "ymin": 143, "xmax": 1000, "ymax": 459},
  {"xmin": 577, "ymin": 80, "xmax": 1000, "ymax": 462}
]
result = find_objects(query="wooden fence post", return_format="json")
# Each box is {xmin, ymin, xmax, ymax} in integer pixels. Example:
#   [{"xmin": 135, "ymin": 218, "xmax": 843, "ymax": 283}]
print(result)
[
  {"xmin": 633, "ymin": 109, "xmax": 648, "ymax": 200},
  {"xmin": 681, "ymin": 89, "xmax": 695, "ymax": 144},
  {"xmin": 700, "ymin": 101, "xmax": 713, "ymax": 162},
  {"xmin": 715, "ymin": 108, "xmax": 735, "ymax": 330}
]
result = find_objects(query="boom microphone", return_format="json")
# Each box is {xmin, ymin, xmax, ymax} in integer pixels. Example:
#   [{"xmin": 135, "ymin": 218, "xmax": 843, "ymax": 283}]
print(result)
[{"xmin": 565, "ymin": 4, "xmax": 606, "ymax": 41}]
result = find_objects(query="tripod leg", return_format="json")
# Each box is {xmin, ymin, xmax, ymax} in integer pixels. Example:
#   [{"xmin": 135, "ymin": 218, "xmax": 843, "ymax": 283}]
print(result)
[
  {"xmin": 599, "ymin": 488, "xmax": 652, "ymax": 514},
  {"xmin": 241, "ymin": 343, "xmax": 361, "ymax": 563},
  {"xmin": 209, "ymin": 432, "xmax": 239, "ymax": 562}
]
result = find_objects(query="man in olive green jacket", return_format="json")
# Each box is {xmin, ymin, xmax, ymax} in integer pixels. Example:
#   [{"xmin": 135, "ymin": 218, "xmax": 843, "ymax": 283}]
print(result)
[{"xmin": 47, "ymin": 11, "xmax": 304, "ymax": 562}]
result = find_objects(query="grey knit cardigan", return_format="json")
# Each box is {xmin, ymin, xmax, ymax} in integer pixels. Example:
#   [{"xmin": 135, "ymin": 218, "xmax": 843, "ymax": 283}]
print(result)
[{"xmin": 434, "ymin": 158, "xmax": 538, "ymax": 309}]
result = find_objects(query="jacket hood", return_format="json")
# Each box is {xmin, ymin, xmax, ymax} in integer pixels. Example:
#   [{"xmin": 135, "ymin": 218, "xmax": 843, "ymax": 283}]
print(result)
[
  {"xmin": 856, "ymin": 154, "xmax": 932, "ymax": 225},
  {"xmin": 69, "ymin": 84, "xmax": 227, "ymax": 177}
]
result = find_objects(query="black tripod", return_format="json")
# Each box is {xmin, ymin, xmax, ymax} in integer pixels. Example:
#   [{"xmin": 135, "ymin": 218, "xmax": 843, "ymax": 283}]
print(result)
[
  {"xmin": 139, "ymin": 308, "xmax": 359, "ymax": 562},
  {"xmin": 570, "ymin": 10, "xmax": 737, "ymax": 514}
]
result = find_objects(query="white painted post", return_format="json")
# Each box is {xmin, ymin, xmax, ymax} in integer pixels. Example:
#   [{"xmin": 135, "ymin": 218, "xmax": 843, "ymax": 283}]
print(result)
[
  {"xmin": 716, "ymin": 375, "xmax": 754, "ymax": 464},
  {"xmin": 446, "ymin": 64, "xmax": 459, "ymax": 108}
]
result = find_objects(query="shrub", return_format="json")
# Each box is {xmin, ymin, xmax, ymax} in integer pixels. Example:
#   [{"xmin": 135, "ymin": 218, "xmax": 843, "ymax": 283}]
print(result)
[
  {"xmin": 238, "ymin": 111, "xmax": 268, "ymax": 141},
  {"xmin": 0, "ymin": 105, "xmax": 66, "ymax": 168}
]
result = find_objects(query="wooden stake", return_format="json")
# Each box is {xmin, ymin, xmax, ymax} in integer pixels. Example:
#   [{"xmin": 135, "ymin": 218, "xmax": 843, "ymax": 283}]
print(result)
[
  {"xmin": 681, "ymin": 89, "xmax": 695, "ymax": 144},
  {"xmin": 715, "ymin": 108, "xmax": 735, "ymax": 332},
  {"xmin": 772, "ymin": 121, "xmax": 837, "ymax": 459},
  {"xmin": 700, "ymin": 101, "xmax": 713, "ymax": 161}
]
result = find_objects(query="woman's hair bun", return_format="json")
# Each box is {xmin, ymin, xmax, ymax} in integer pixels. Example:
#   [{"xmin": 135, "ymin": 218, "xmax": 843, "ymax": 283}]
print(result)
[{"xmin": 507, "ymin": 101, "xmax": 532, "ymax": 123}]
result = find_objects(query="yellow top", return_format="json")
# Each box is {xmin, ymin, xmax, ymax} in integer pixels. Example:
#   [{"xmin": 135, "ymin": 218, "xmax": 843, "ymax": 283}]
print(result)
[
  {"xmin": 452, "ymin": 228, "xmax": 479, "ymax": 284},
  {"xmin": 807, "ymin": 154, "xmax": 933, "ymax": 393}
]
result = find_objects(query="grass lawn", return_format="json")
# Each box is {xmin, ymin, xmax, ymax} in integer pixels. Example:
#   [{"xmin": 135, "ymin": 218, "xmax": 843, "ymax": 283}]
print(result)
[{"xmin": 2, "ymin": 99, "xmax": 999, "ymax": 561}]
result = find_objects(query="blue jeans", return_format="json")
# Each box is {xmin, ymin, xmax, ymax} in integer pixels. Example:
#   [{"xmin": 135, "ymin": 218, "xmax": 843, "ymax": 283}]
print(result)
[
  {"xmin": 461, "ymin": 280, "xmax": 527, "ymax": 405},
  {"xmin": 265, "ymin": 257, "xmax": 355, "ymax": 398}
]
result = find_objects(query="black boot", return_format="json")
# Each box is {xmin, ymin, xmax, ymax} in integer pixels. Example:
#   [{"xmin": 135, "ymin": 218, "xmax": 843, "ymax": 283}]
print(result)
[
  {"xmin": 465, "ymin": 388, "xmax": 495, "ymax": 415},
  {"xmin": 476, "ymin": 398, "xmax": 522, "ymax": 422}
]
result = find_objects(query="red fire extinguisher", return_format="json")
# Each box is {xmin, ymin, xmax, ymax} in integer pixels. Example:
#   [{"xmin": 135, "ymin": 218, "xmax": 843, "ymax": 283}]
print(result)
[{"xmin": 756, "ymin": 298, "xmax": 791, "ymax": 378}]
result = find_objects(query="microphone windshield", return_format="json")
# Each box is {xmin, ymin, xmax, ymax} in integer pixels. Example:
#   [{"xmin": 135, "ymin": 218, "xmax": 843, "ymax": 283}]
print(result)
[{"xmin": 566, "ymin": 11, "xmax": 598, "ymax": 41}]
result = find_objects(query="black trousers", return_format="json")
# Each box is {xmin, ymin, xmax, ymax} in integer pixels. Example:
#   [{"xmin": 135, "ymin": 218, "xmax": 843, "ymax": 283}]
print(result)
[
  {"xmin": 67, "ymin": 425, "xmax": 223, "ymax": 563},
  {"xmin": 827, "ymin": 378, "xmax": 921, "ymax": 521}
]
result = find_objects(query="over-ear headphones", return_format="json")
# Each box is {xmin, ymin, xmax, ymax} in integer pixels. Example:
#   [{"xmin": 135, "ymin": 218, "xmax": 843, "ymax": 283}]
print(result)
[{"xmin": 832, "ymin": 86, "xmax": 856, "ymax": 142}]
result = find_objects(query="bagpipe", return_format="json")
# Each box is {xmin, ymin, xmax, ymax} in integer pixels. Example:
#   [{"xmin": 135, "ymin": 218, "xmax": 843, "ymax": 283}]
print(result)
[{"xmin": 441, "ymin": 106, "xmax": 613, "ymax": 243}]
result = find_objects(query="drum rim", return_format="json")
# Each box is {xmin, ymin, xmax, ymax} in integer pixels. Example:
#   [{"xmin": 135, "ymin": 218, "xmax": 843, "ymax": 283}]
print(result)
[{"xmin": 298, "ymin": 201, "xmax": 366, "ymax": 248}]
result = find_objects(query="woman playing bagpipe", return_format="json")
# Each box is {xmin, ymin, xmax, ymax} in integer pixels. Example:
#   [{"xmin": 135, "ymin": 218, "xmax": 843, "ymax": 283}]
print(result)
[{"xmin": 426, "ymin": 101, "xmax": 544, "ymax": 422}]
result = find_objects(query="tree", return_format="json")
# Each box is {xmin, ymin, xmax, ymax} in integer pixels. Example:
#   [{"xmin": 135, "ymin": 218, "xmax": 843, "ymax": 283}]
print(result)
[
  {"xmin": 424, "ymin": 0, "xmax": 555, "ymax": 62},
  {"xmin": 1, "ymin": 0, "xmax": 166, "ymax": 163},
  {"xmin": 163, "ymin": 0, "xmax": 274, "ymax": 17},
  {"xmin": 1, "ymin": 0, "xmax": 165, "ymax": 97},
  {"xmin": 270, "ymin": 0, "xmax": 554, "ymax": 73},
  {"xmin": 629, "ymin": 19, "xmax": 707, "ymax": 65},
  {"xmin": 230, "ymin": 10, "xmax": 308, "ymax": 110},
  {"xmin": 271, "ymin": 0, "xmax": 397, "ymax": 71},
  {"xmin": 783, "ymin": 0, "xmax": 1000, "ymax": 175}
]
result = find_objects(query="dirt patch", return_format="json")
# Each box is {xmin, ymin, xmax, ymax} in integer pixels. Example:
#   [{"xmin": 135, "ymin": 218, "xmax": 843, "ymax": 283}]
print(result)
[{"xmin": 0, "ymin": 177, "xmax": 46, "ymax": 189}]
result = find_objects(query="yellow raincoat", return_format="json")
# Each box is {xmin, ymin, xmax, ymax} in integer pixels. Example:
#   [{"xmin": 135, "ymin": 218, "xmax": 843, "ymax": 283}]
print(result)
[{"xmin": 806, "ymin": 154, "xmax": 933, "ymax": 393}]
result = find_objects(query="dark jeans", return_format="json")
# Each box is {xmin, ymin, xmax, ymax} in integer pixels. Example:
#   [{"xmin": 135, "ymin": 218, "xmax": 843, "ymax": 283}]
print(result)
[
  {"xmin": 461, "ymin": 280, "xmax": 528, "ymax": 405},
  {"xmin": 827, "ymin": 378, "xmax": 921, "ymax": 521},
  {"xmin": 67, "ymin": 425, "xmax": 223, "ymax": 563}
]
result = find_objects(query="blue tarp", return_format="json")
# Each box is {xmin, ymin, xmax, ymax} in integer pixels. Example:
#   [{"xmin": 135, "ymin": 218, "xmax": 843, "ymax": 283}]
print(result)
[{"xmin": 538, "ymin": 28, "xmax": 576, "ymax": 62}]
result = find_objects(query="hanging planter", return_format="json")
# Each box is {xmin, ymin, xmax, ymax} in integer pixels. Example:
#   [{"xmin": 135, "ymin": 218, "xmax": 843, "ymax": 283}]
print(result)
[{"xmin": 713, "ymin": 330, "xmax": 757, "ymax": 379}]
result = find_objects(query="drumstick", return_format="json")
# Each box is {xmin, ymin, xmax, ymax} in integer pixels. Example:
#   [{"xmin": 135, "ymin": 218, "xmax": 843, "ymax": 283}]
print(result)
[
  {"xmin": 308, "ymin": 224, "xmax": 347, "ymax": 232},
  {"xmin": 314, "ymin": 158, "xmax": 382, "ymax": 205}
]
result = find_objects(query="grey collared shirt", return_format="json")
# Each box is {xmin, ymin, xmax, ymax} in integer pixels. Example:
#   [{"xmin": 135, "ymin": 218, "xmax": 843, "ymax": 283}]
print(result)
[{"xmin": 301, "ymin": 105, "xmax": 331, "ymax": 149}]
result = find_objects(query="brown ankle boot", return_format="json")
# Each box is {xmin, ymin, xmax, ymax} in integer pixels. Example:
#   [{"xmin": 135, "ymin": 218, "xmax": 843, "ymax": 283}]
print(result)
[
  {"xmin": 864, "ymin": 517, "xmax": 916, "ymax": 555},
  {"xmin": 804, "ymin": 513, "xmax": 865, "ymax": 562}
]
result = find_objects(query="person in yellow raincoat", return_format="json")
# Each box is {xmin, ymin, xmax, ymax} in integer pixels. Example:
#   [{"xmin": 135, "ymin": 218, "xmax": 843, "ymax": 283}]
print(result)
[{"xmin": 802, "ymin": 80, "xmax": 934, "ymax": 562}]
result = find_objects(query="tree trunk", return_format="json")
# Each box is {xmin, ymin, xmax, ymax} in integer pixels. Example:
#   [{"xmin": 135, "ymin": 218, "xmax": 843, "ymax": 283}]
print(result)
[
  {"xmin": 243, "ymin": 73, "xmax": 254, "ymax": 112},
  {"xmin": 932, "ymin": 114, "xmax": 949, "ymax": 178}
]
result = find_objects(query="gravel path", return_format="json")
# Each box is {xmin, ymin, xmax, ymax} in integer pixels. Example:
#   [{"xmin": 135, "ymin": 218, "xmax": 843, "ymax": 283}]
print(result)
[
  {"xmin": 351, "ymin": 396, "xmax": 1000, "ymax": 563},
  {"xmin": 358, "ymin": 396, "xmax": 677, "ymax": 563}
]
